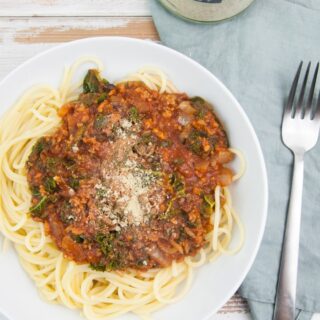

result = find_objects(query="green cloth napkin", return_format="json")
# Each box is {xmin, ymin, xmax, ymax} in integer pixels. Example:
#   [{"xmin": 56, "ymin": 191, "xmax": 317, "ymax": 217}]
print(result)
[{"xmin": 151, "ymin": 0, "xmax": 320, "ymax": 319}]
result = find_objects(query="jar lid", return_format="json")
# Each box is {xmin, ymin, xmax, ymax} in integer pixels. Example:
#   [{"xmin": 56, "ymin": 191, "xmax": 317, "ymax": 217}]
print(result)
[{"xmin": 159, "ymin": 0, "xmax": 255, "ymax": 23}]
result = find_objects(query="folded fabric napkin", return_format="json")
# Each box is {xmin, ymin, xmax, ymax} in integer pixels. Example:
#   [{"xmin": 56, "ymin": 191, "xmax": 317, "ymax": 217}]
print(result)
[{"xmin": 151, "ymin": 0, "xmax": 320, "ymax": 319}]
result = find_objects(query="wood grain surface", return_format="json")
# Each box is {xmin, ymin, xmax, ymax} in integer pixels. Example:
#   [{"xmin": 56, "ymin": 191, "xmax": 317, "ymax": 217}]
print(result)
[
  {"xmin": 0, "ymin": 16, "xmax": 158, "ymax": 81},
  {"xmin": 0, "ymin": 0, "xmax": 150, "ymax": 16}
]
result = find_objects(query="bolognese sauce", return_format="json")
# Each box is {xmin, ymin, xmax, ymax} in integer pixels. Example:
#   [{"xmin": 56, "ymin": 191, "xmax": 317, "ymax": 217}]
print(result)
[{"xmin": 26, "ymin": 69, "xmax": 234, "ymax": 271}]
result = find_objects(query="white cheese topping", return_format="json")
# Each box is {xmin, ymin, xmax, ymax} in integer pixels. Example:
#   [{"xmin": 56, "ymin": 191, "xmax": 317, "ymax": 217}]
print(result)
[{"xmin": 94, "ymin": 118, "xmax": 164, "ymax": 230}]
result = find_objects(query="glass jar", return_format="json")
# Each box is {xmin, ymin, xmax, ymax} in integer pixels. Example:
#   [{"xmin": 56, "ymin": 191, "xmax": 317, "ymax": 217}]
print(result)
[{"xmin": 159, "ymin": 0, "xmax": 255, "ymax": 23}]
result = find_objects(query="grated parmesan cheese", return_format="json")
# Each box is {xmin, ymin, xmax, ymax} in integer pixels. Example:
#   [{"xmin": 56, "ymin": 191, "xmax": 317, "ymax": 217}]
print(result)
[{"xmin": 94, "ymin": 117, "xmax": 164, "ymax": 231}]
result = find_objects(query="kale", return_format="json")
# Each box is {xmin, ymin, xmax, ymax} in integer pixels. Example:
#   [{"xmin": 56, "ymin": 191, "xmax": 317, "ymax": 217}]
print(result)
[
  {"xmin": 189, "ymin": 129, "xmax": 207, "ymax": 139},
  {"xmin": 63, "ymin": 158, "xmax": 76, "ymax": 169},
  {"xmin": 71, "ymin": 234, "xmax": 85, "ymax": 244},
  {"xmin": 94, "ymin": 113, "xmax": 108, "ymax": 130},
  {"xmin": 31, "ymin": 186, "xmax": 41, "ymax": 197},
  {"xmin": 46, "ymin": 157, "xmax": 59, "ymax": 171},
  {"xmin": 140, "ymin": 132, "xmax": 156, "ymax": 144},
  {"xmin": 128, "ymin": 106, "xmax": 140, "ymax": 123},
  {"xmin": 190, "ymin": 96, "xmax": 207, "ymax": 119},
  {"xmin": 30, "ymin": 196, "xmax": 47, "ymax": 216},
  {"xmin": 83, "ymin": 69, "xmax": 112, "ymax": 94},
  {"xmin": 69, "ymin": 177, "xmax": 80, "ymax": 190},
  {"xmin": 160, "ymin": 207, "xmax": 183, "ymax": 220},
  {"xmin": 60, "ymin": 201, "xmax": 75, "ymax": 224},
  {"xmin": 203, "ymin": 194, "xmax": 214, "ymax": 207},
  {"xmin": 48, "ymin": 194, "xmax": 58, "ymax": 203},
  {"xmin": 95, "ymin": 233, "xmax": 116, "ymax": 256},
  {"xmin": 97, "ymin": 93, "xmax": 107, "ymax": 104},
  {"xmin": 178, "ymin": 227, "xmax": 188, "ymax": 241},
  {"xmin": 186, "ymin": 220, "xmax": 198, "ymax": 228},
  {"xmin": 170, "ymin": 173, "xmax": 185, "ymax": 193},
  {"xmin": 187, "ymin": 129, "xmax": 207, "ymax": 156},
  {"xmin": 89, "ymin": 263, "xmax": 106, "ymax": 272},
  {"xmin": 32, "ymin": 138, "xmax": 46, "ymax": 155},
  {"xmin": 90, "ymin": 258, "xmax": 122, "ymax": 271},
  {"xmin": 83, "ymin": 69, "xmax": 104, "ymax": 93},
  {"xmin": 190, "ymin": 96, "xmax": 205, "ymax": 106},
  {"xmin": 107, "ymin": 259, "xmax": 122, "ymax": 270},
  {"xmin": 189, "ymin": 140, "xmax": 202, "ymax": 155},
  {"xmin": 197, "ymin": 108, "xmax": 206, "ymax": 119},
  {"xmin": 200, "ymin": 194, "xmax": 215, "ymax": 218},
  {"xmin": 44, "ymin": 177, "xmax": 57, "ymax": 193}
]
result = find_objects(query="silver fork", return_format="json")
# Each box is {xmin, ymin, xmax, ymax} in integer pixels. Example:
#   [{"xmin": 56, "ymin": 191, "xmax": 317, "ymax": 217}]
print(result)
[{"xmin": 273, "ymin": 62, "xmax": 320, "ymax": 320}]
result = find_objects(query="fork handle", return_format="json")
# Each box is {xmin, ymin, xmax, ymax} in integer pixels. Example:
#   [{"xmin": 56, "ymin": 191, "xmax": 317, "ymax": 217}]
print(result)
[{"xmin": 273, "ymin": 153, "xmax": 304, "ymax": 320}]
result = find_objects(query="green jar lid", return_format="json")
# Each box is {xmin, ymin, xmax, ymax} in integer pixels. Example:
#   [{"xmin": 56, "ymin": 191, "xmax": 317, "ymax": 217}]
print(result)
[{"xmin": 158, "ymin": 0, "xmax": 255, "ymax": 23}]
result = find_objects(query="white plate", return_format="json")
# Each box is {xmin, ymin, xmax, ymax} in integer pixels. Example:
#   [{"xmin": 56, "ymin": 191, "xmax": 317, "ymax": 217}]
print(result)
[{"xmin": 0, "ymin": 37, "xmax": 268, "ymax": 320}]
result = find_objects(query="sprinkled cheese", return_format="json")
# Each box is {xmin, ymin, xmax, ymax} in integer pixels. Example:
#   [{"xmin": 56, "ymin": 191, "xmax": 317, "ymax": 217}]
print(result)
[
  {"xmin": 126, "ymin": 196, "xmax": 144, "ymax": 225},
  {"xmin": 72, "ymin": 144, "xmax": 79, "ymax": 153},
  {"xmin": 120, "ymin": 118, "xmax": 132, "ymax": 129},
  {"xmin": 93, "ymin": 118, "xmax": 164, "ymax": 231}
]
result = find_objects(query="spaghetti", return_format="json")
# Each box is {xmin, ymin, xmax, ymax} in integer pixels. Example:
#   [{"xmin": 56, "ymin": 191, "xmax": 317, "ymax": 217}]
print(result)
[{"xmin": 0, "ymin": 58, "xmax": 244, "ymax": 320}]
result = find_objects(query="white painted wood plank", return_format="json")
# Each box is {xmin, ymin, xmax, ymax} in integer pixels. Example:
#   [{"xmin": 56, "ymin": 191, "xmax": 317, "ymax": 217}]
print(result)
[
  {"xmin": 218, "ymin": 294, "xmax": 249, "ymax": 314},
  {"xmin": 2, "ymin": 16, "xmax": 158, "ymax": 43},
  {"xmin": 0, "ymin": 311, "xmax": 250, "ymax": 320},
  {"xmin": 210, "ymin": 313, "xmax": 251, "ymax": 320},
  {"xmin": 0, "ymin": 16, "xmax": 158, "ymax": 81},
  {"xmin": 0, "ymin": 0, "xmax": 150, "ymax": 17}
]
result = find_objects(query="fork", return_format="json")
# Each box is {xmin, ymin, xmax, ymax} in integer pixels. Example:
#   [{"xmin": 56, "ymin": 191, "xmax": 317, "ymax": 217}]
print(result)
[{"xmin": 273, "ymin": 62, "xmax": 320, "ymax": 320}]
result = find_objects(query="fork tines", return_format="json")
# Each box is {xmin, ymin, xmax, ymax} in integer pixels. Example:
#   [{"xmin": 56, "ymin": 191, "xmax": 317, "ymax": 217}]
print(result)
[{"xmin": 285, "ymin": 61, "xmax": 320, "ymax": 120}]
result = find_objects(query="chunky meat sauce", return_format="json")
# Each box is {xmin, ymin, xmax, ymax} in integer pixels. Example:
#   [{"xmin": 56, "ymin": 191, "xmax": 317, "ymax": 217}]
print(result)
[{"xmin": 26, "ymin": 70, "xmax": 234, "ymax": 271}]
